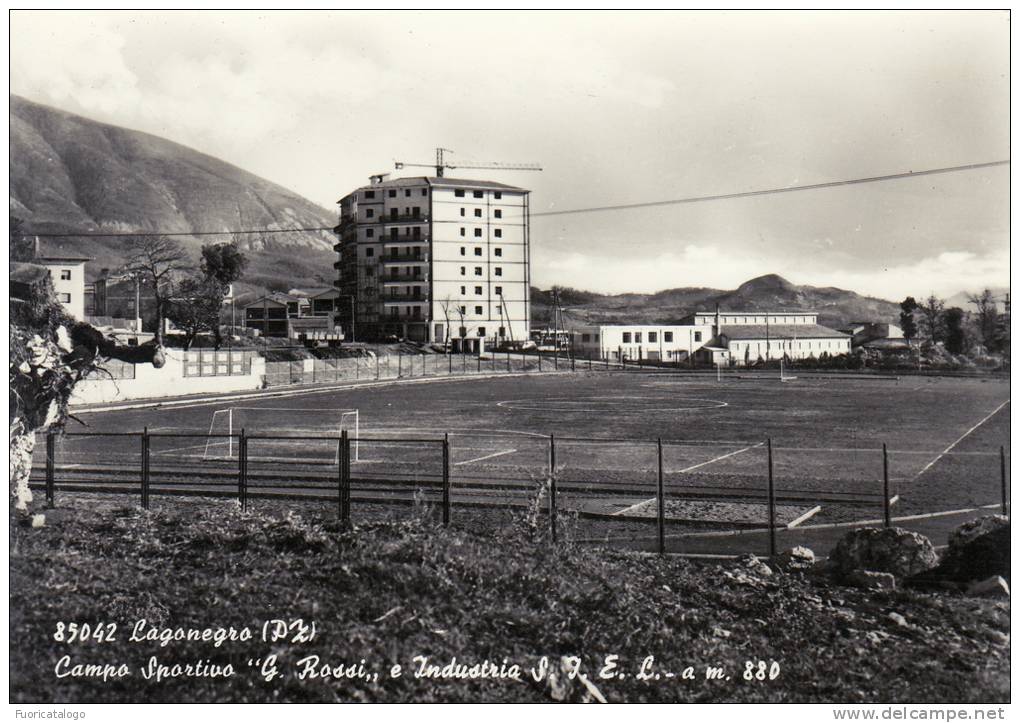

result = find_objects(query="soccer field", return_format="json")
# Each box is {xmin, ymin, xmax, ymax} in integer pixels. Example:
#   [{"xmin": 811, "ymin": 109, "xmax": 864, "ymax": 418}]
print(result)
[{"xmin": 37, "ymin": 370, "xmax": 1009, "ymax": 545}]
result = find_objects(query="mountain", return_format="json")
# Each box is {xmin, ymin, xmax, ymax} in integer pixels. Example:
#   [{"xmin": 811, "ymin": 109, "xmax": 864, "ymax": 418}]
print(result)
[
  {"xmin": 531, "ymin": 274, "xmax": 900, "ymax": 329},
  {"xmin": 9, "ymin": 95, "xmax": 337, "ymax": 300}
]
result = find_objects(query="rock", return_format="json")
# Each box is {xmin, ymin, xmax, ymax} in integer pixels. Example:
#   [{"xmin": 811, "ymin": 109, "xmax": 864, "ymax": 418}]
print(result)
[
  {"xmin": 967, "ymin": 575, "xmax": 1010, "ymax": 598},
  {"xmin": 831, "ymin": 527, "xmax": 938, "ymax": 578},
  {"xmin": 735, "ymin": 553, "xmax": 773, "ymax": 577},
  {"xmin": 949, "ymin": 515, "xmax": 1009, "ymax": 549},
  {"xmin": 845, "ymin": 569, "xmax": 896, "ymax": 590},
  {"xmin": 888, "ymin": 612, "xmax": 908, "ymax": 627},
  {"xmin": 773, "ymin": 546, "xmax": 815, "ymax": 572},
  {"xmin": 923, "ymin": 517, "xmax": 1010, "ymax": 584}
]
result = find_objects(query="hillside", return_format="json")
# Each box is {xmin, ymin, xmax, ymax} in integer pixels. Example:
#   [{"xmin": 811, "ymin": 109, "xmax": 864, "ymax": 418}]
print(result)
[
  {"xmin": 9, "ymin": 95, "xmax": 337, "ymax": 298},
  {"xmin": 532, "ymin": 274, "xmax": 900, "ymax": 329}
]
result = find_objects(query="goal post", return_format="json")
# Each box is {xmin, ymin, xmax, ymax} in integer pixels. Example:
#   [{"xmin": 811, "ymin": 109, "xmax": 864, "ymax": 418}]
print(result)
[{"xmin": 202, "ymin": 407, "xmax": 360, "ymax": 462}]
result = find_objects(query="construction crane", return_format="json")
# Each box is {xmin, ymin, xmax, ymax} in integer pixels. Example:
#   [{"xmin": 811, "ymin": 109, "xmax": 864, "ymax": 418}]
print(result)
[{"xmin": 394, "ymin": 147, "xmax": 542, "ymax": 177}]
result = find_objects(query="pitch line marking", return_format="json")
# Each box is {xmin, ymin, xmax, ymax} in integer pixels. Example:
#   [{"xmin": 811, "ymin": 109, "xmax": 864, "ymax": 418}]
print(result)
[
  {"xmin": 675, "ymin": 443, "xmax": 763, "ymax": 473},
  {"xmin": 454, "ymin": 449, "xmax": 518, "ymax": 466},
  {"xmin": 914, "ymin": 399, "xmax": 1010, "ymax": 480}
]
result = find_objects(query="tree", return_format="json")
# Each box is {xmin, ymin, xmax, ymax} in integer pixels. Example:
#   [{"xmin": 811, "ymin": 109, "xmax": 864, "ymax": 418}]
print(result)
[
  {"xmin": 166, "ymin": 277, "xmax": 224, "ymax": 350},
  {"xmin": 201, "ymin": 241, "xmax": 248, "ymax": 286},
  {"xmin": 967, "ymin": 289, "xmax": 999, "ymax": 350},
  {"xmin": 943, "ymin": 307, "xmax": 968, "ymax": 354},
  {"xmin": 899, "ymin": 296, "xmax": 919, "ymax": 340},
  {"xmin": 10, "ymin": 216, "xmax": 35, "ymax": 262},
  {"xmin": 121, "ymin": 236, "xmax": 190, "ymax": 345},
  {"xmin": 917, "ymin": 294, "xmax": 945, "ymax": 345}
]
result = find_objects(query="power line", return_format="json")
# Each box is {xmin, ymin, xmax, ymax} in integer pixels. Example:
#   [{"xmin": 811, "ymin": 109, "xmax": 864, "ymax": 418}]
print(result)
[
  {"xmin": 529, "ymin": 160, "xmax": 1010, "ymax": 218},
  {"xmin": 29, "ymin": 226, "xmax": 336, "ymax": 239},
  {"xmin": 24, "ymin": 159, "xmax": 1009, "ymax": 237}
]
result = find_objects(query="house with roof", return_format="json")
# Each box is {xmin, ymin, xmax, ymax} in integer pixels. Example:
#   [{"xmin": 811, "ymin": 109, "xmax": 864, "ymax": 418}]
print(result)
[{"xmin": 33, "ymin": 238, "xmax": 91, "ymax": 319}]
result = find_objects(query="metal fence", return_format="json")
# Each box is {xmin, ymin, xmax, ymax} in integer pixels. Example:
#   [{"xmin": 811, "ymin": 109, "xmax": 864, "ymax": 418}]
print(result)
[
  {"xmin": 30, "ymin": 429, "xmax": 1010, "ymax": 557},
  {"xmin": 262, "ymin": 351, "xmax": 619, "ymax": 388}
]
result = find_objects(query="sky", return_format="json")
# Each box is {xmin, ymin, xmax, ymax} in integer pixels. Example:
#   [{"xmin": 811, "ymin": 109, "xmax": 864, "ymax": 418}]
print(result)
[{"xmin": 9, "ymin": 10, "xmax": 1010, "ymax": 300}]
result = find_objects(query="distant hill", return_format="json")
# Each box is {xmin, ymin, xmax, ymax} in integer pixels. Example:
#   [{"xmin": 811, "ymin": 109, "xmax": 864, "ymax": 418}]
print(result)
[
  {"xmin": 532, "ymin": 274, "xmax": 900, "ymax": 329},
  {"xmin": 9, "ymin": 95, "xmax": 337, "ymax": 300}
]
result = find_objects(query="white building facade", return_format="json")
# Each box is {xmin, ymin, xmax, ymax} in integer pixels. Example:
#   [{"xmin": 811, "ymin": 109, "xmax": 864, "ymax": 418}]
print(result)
[
  {"xmin": 35, "ymin": 240, "xmax": 89, "ymax": 320},
  {"xmin": 335, "ymin": 176, "xmax": 530, "ymax": 351},
  {"xmin": 573, "ymin": 324, "xmax": 715, "ymax": 361}
]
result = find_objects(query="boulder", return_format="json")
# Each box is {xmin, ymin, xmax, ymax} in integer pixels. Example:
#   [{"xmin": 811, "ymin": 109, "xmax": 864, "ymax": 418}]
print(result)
[
  {"xmin": 734, "ymin": 553, "xmax": 773, "ymax": 577},
  {"xmin": 831, "ymin": 527, "xmax": 938, "ymax": 578},
  {"xmin": 846, "ymin": 569, "xmax": 896, "ymax": 590},
  {"xmin": 772, "ymin": 546, "xmax": 815, "ymax": 572},
  {"xmin": 967, "ymin": 575, "xmax": 1010, "ymax": 598},
  {"xmin": 921, "ymin": 516, "xmax": 1010, "ymax": 584}
]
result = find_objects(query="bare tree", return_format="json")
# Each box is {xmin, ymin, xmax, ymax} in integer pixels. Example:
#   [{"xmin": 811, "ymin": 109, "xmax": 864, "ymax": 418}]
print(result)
[
  {"xmin": 121, "ymin": 235, "xmax": 190, "ymax": 345},
  {"xmin": 439, "ymin": 296, "xmax": 454, "ymax": 352},
  {"xmin": 918, "ymin": 294, "xmax": 946, "ymax": 345},
  {"xmin": 967, "ymin": 289, "xmax": 999, "ymax": 350}
]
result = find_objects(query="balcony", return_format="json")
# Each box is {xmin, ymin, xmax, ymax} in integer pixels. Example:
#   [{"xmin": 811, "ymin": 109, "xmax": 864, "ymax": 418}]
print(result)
[
  {"xmin": 382, "ymin": 296, "xmax": 429, "ymax": 304},
  {"xmin": 380, "ymin": 255, "xmax": 429, "ymax": 266},
  {"xmin": 381, "ymin": 275, "xmax": 428, "ymax": 285},
  {"xmin": 377, "ymin": 213, "xmax": 429, "ymax": 225},
  {"xmin": 381, "ymin": 237, "xmax": 428, "ymax": 247}
]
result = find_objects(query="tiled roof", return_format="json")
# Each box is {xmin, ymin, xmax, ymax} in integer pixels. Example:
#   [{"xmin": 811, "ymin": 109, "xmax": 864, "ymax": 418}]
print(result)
[
  {"xmin": 35, "ymin": 239, "xmax": 91, "ymax": 262},
  {"xmin": 720, "ymin": 324, "xmax": 849, "ymax": 340}
]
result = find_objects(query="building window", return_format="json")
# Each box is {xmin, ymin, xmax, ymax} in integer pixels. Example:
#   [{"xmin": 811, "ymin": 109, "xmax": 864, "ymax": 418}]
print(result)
[
  {"xmin": 474, "ymin": 305, "xmax": 483, "ymax": 315},
  {"xmin": 474, "ymin": 229, "xmax": 482, "ymax": 237},
  {"xmin": 635, "ymin": 332, "xmax": 642, "ymax": 343},
  {"xmin": 473, "ymin": 208, "xmax": 482, "ymax": 218},
  {"xmin": 474, "ymin": 247, "xmax": 482, "ymax": 256},
  {"xmin": 478, "ymin": 327, "xmax": 486, "ymax": 336},
  {"xmin": 494, "ymin": 286, "xmax": 502, "ymax": 295},
  {"xmin": 460, "ymin": 247, "xmax": 466, "ymax": 255},
  {"xmin": 365, "ymin": 248, "xmax": 374, "ymax": 257},
  {"xmin": 494, "ymin": 267, "xmax": 502, "ymax": 276},
  {"xmin": 474, "ymin": 286, "xmax": 483, "ymax": 294},
  {"xmin": 499, "ymin": 326, "xmax": 506, "ymax": 338},
  {"xmin": 364, "ymin": 190, "xmax": 376, "ymax": 199},
  {"xmin": 365, "ymin": 208, "xmax": 374, "ymax": 218},
  {"xmin": 460, "ymin": 227, "xmax": 466, "ymax": 236},
  {"xmin": 421, "ymin": 189, "xmax": 428, "ymax": 196},
  {"xmin": 404, "ymin": 189, "xmax": 411, "ymax": 197},
  {"xmin": 694, "ymin": 332, "xmax": 702, "ymax": 342},
  {"xmin": 455, "ymin": 190, "xmax": 465, "ymax": 197},
  {"xmin": 622, "ymin": 332, "xmax": 632, "ymax": 343},
  {"xmin": 366, "ymin": 268, "xmax": 374, "ymax": 277},
  {"xmin": 390, "ymin": 228, "xmax": 399, "ymax": 239},
  {"xmin": 494, "ymin": 192, "xmax": 502, "ymax": 199},
  {"xmin": 460, "ymin": 208, "xmax": 465, "ymax": 217},
  {"xmin": 494, "ymin": 247, "xmax": 502, "ymax": 256},
  {"xmin": 366, "ymin": 228, "xmax": 374, "ymax": 238},
  {"xmin": 473, "ymin": 191, "xmax": 484, "ymax": 198},
  {"xmin": 664, "ymin": 331, "xmax": 673, "ymax": 342},
  {"xmin": 460, "ymin": 266, "xmax": 466, "ymax": 275},
  {"xmin": 494, "ymin": 209, "xmax": 502, "ymax": 219},
  {"xmin": 649, "ymin": 332, "xmax": 658, "ymax": 342},
  {"xmin": 582, "ymin": 333, "xmax": 591, "ymax": 343},
  {"xmin": 58, "ymin": 293, "xmax": 71, "ymax": 303},
  {"xmin": 60, "ymin": 269, "xmax": 71, "ymax": 280},
  {"xmin": 494, "ymin": 229, "xmax": 502, "ymax": 238},
  {"xmin": 460, "ymin": 286, "xmax": 466, "ymax": 294},
  {"xmin": 388, "ymin": 189, "xmax": 396, "ymax": 198},
  {"xmin": 459, "ymin": 306, "xmax": 466, "ymax": 315},
  {"xmin": 474, "ymin": 267, "xmax": 483, "ymax": 276}
]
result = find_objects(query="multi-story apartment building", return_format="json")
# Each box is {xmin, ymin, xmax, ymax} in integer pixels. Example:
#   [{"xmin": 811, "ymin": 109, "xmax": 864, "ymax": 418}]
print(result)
[
  {"xmin": 334, "ymin": 175, "xmax": 531, "ymax": 351},
  {"xmin": 35, "ymin": 239, "xmax": 90, "ymax": 319}
]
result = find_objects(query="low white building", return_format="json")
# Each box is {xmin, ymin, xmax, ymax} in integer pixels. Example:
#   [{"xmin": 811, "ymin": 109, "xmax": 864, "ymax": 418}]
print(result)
[
  {"xmin": 715, "ymin": 324, "xmax": 851, "ymax": 364},
  {"xmin": 572, "ymin": 323, "xmax": 715, "ymax": 361}
]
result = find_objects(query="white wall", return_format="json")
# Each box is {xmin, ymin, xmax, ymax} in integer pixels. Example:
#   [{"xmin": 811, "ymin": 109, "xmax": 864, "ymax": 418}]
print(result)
[
  {"xmin": 725, "ymin": 336, "xmax": 851, "ymax": 364},
  {"xmin": 42, "ymin": 261, "xmax": 86, "ymax": 319},
  {"xmin": 71, "ymin": 350, "xmax": 267, "ymax": 406},
  {"xmin": 574, "ymin": 324, "xmax": 715, "ymax": 360}
]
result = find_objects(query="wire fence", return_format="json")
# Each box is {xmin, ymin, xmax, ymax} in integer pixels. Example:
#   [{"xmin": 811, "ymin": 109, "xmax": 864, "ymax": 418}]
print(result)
[
  {"xmin": 262, "ymin": 351, "xmax": 621, "ymax": 387},
  {"xmin": 30, "ymin": 429, "xmax": 1010, "ymax": 557}
]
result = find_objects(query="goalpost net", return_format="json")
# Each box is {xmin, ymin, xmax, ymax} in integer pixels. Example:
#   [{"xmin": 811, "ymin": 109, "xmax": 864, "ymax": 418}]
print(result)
[{"xmin": 202, "ymin": 407, "xmax": 359, "ymax": 463}]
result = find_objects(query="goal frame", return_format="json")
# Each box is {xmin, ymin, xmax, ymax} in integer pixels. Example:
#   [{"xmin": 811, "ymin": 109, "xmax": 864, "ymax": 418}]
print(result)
[{"xmin": 203, "ymin": 407, "xmax": 359, "ymax": 462}]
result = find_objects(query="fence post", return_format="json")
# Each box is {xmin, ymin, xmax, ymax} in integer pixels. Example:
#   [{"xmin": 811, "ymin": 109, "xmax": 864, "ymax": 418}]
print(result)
[
  {"xmin": 340, "ymin": 429, "xmax": 350, "ymax": 522},
  {"xmin": 141, "ymin": 427, "xmax": 150, "ymax": 510},
  {"xmin": 376, "ymin": 355, "xmax": 380, "ymax": 380},
  {"xmin": 477, "ymin": 353, "xmax": 481, "ymax": 373},
  {"xmin": 1001, "ymin": 446, "xmax": 1008, "ymax": 517},
  {"xmin": 442, "ymin": 434, "xmax": 451, "ymax": 526},
  {"xmin": 554, "ymin": 352, "xmax": 558, "ymax": 370},
  {"xmin": 767, "ymin": 437, "xmax": 776, "ymax": 556},
  {"xmin": 588, "ymin": 354, "xmax": 592, "ymax": 371},
  {"xmin": 571, "ymin": 353, "xmax": 575, "ymax": 372},
  {"xmin": 45, "ymin": 432, "xmax": 56, "ymax": 508},
  {"xmin": 549, "ymin": 433, "xmax": 557, "ymax": 542},
  {"xmin": 238, "ymin": 428, "xmax": 247, "ymax": 512},
  {"xmin": 398, "ymin": 353, "xmax": 402, "ymax": 378},
  {"xmin": 538, "ymin": 353, "xmax": 542, "ymax": 372},
  {"xmin": 882, "ymin": 443, "xmax": 891, "ymax": 528},
  {"xmin": 657, "ymin": 438, "xmax": 665, "ymax": 555}
]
